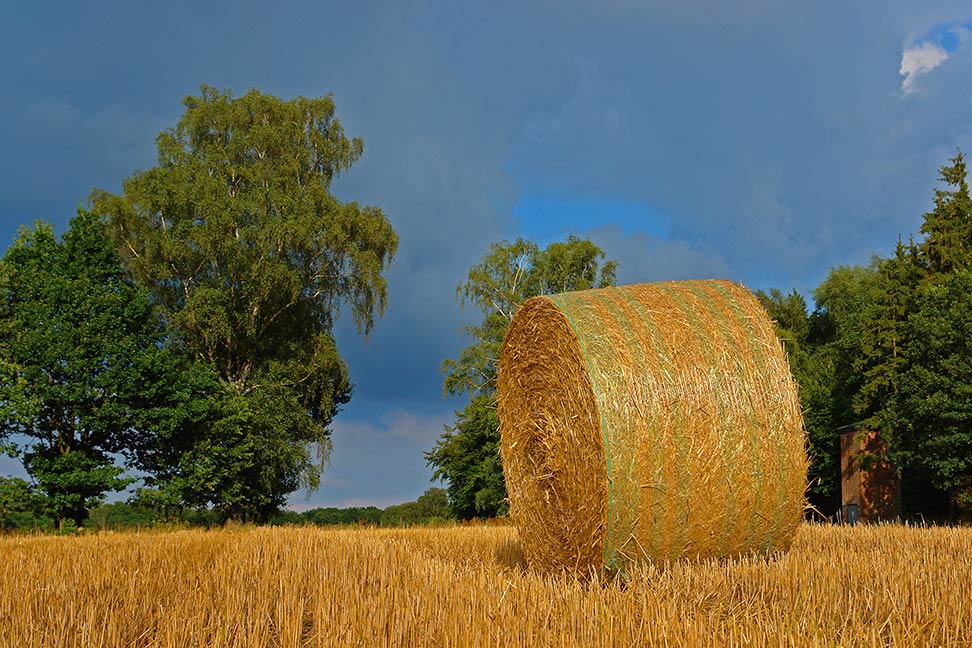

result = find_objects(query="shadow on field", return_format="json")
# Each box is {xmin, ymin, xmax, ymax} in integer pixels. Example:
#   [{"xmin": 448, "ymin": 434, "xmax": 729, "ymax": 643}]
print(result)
[
  {"xmin": 494, "ymin": 538, "xmax": 528, "ymax": 571},
  {"xmin": 492, "ymin": 540, "xmax": 626, "ymax": 587}
]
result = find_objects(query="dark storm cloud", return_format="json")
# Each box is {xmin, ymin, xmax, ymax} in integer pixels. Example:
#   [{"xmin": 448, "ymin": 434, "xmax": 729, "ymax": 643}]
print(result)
[
  {"xmin": 584, "ymin": 225, "xmax": 733, "ymax": 286},
  {"xmin": 2, "ymin": 1, "xmax": 971, "ymax": 505},
  {"xmin": 509, "ymin": 1, "xmax": 972, "ymax": 289}
]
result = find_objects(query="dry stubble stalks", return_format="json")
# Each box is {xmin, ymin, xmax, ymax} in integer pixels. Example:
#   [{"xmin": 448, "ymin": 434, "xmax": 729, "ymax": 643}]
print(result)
[
  {"xmin": 497, "ymin": 280, "xmax": 809, "ymax": 575},
  {"xmin": 2, "ymin": 524, "xmax": 971, "ymax": 647}
]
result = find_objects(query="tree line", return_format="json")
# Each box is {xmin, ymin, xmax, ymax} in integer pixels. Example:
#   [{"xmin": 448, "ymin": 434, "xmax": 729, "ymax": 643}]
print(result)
[
  {"xmin": 2, "ymin": 83, "xmax": 968, "ymax": 530},
  {"xmin": 0, "ymin": 482, "xmax": 448, "ymax": 533},
  {"xmin": 0, "ymin": 86, "xmax": 397, "ymax": 529},
  {"xmin": 757, "ymin": 151, "xmax": 972, "ymax": 520},
  {"xmin": 429, "ymin": 152, "xmax": 972, "ymax": 522}
]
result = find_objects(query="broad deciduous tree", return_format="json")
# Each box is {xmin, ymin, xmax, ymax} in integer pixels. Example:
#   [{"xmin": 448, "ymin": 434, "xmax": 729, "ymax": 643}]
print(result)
[
  {"xmin": 92, "ymin": 86, "xmax": 397, "ymax": 521},
  {"xmin": 0, "ymin": 212, "xmax": 179, "ymax": 527},
  {"xmin": 428, "ymin": 236, "xmax": 616, "ymax": 518}
]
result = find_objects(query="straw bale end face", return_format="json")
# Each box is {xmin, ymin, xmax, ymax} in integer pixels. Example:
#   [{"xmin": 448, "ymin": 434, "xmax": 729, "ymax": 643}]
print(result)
[
  {"xmin": 497, "ymin": 280, "xmax": 808, "ymax": 576},
  {"xmin": 496, "ymin": 297, "xmax": 608, "ymax": 573}
]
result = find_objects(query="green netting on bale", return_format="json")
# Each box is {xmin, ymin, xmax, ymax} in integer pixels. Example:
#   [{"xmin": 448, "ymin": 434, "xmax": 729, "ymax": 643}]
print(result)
[{"xmin": 497, "ymin": 279, "xmax": 808, "ymax": 576}]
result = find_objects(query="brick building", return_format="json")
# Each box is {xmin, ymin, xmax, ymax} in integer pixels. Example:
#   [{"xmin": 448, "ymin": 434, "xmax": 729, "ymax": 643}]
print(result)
[{"xmin": 839, "ymin": 425, "xmax": 900, "ymax": 524}]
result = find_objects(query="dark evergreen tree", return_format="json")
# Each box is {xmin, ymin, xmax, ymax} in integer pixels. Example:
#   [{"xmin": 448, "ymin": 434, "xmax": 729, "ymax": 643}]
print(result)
[
  {"xmin": 919, "ymin": 151, "xmax": 972, "ymax": 275},
  {"xmin": 897, "ymin": 270, "xmax": 972, "ymax": 515},
  {"xmin": 855, "ymin": 240, "xmax": 923, "ymax": 431}
]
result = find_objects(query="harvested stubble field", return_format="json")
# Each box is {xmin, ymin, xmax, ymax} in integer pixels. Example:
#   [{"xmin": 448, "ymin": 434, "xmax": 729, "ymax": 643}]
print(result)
[{"xmin": 1, "ymin": 524, "xmax": 970, "ymax": 647}]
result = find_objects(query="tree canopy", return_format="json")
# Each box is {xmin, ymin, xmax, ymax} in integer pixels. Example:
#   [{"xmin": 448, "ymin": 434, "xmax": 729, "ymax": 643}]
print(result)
[
  {"xmin": 762, "ymin": 151, "xmax": 972, "ymax": 519},
  {"xmin": 428, "ymin": 236, "xmax": 617, "ymax": 519},
  {"xmin": 440, "ymin": 236, "xmax": 617, "ymax": 398},
  {"xmin": 91, "ymin": 86, "xmax": 397, "ymax": 521},
  {"xmin": 897, "ymin": 270, "xmax": 972, "ymax": 510},
  {"xmin": 919, "ymin": 151, "xmax": 972, "ymax": 275},
  {"xmin": 0, "ymin": 477, "xmax": 33, "ymax": 530},
  {"xmin": 3, "ymin": 86, "xmax": 971, "ymax": 527},
  {"xmin": 0, "ymin": 211, "xmax": 179, "ymax": 527}
]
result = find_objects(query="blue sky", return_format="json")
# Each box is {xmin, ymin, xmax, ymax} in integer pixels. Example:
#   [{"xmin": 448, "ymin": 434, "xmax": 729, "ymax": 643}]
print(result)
[{"xmin": 2, "ymin": 1, "xmax": 972, "ymax": 508}]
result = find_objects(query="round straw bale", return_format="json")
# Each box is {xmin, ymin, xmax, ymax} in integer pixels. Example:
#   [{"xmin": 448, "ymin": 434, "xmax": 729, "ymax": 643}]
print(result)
[{"xmin": 497, "ymin": 279, "xmax": 808, "ymax": 575}]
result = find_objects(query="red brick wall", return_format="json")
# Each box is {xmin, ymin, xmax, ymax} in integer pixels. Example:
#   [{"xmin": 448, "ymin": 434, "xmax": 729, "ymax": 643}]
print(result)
[{"xmin": 840, "ymin": 429, "xmax": 899, "ymax": 523}]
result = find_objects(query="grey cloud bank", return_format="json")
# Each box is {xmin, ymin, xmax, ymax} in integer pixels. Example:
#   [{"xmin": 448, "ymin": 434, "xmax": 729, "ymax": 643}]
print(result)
[{"xmin": 1, "ymin": 1, "xmax": 970, "ymax": 507}]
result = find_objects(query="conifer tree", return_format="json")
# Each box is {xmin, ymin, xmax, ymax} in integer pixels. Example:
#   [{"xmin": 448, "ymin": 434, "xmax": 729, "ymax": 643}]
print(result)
[{"xmin": 919, "ymin": 151, "xmax": 972, "ymax": 275}]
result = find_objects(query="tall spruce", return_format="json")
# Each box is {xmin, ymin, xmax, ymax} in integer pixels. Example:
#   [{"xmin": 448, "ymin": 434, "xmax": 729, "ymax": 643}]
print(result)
[
  {"xmin": 855, "ymin": 240, "xmax": 923, "ymax": 430},
  {"xmin": 892, "ymin": 151, "xmax": 972, "ymax": 516},
  {"xmin": 919, "ymin": 151, "xmax": 972, "ymax": 275}
]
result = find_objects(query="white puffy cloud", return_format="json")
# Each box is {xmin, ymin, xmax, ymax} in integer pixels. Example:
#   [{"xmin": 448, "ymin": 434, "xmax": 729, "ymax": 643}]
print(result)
[{"xmin": 900, "ymin": 41, "xmax": 950, "ymax": 94}]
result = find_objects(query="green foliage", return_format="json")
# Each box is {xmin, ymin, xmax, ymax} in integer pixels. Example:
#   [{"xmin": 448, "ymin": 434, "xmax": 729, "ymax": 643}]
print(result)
[
  {"xmin": 267, "ymin": 489, "xmax": 449, "ymax": 527},
  {"xmin": 765, "ymin": 260, "xmax": 917, "ymax": 515},
  {"xmin": 285, "ymin": 505, "xmax": 383, "ymax": 526},
  {"xmin": 26, "ymin": 452, "xmax": 131, "ymax": 530},
  {"xmin": 0, "ymin": 478, "xmax": 60, "ymax": 532},
  {"xmin": 761, "ymin": 150, "xmax": 972, "ymax": 519},
  {"xmin": 379, "ymin": 502, "xmax": 424, "ymax": 526},
  {"xmin": 380, "ymin": 488, "xmax": 451, "ymax": 526},
  {"xmin": 0, "ymin": 211, "xmax": 182, "ymax": 526},
  {"xmin": 85, "ymin": 502, "xmax": 157, "ymax": 531},
  {"xmin": 866, "ymin": 152, "xmax": 972, "ymax": 516},
  {"xmin": 854, "ymin": 241, "xmax": 923, "ymax": 429},
  {"xmin": 268, "ymin": 510, "xmax": 304, "ymax": 526},
  {"xmin": 427, "ymin": 395, "xmax": 506, "ymax": 519},
  {"xmin": 91, "ymin": 85, "xmax": 397, "ymax": 522},
  {"xmin": 0, "ymin": 476, "xmax": 33, "ymax": 530},
  {"xmin": 760, "ymin": 257, "xmax": 932, "ymax": 515},
  {"xmin": 810, "ymin": 264, "xmax": 878, "ymax": 428},
  {"xmin": 415, "ymin": 486, "xmax": 450, "ymax": 519},
  {"xmin": 429, "ymin": 236, "xmax": 617, "ymax": 519},
  {"xmin": 896, "ymin": 270, "xmax": 972, "ymax": 510},
  {"xmin": 758, "ymin": 286, "xmax": 844, "ymax": 512},
  {"xmin": 890, "ymin": 152, "xmax": 972, "ymax": 516},
  {"xmin": 919, "ymin": 151, "xmax": 972, "ymax": 275},
  {"xmin": 441, "ymin": 236, "xmax": 616, "ymax": 398},
  {"xmin": 756, "ymin": 288, "xmax": 810, "ymax": 352}
]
